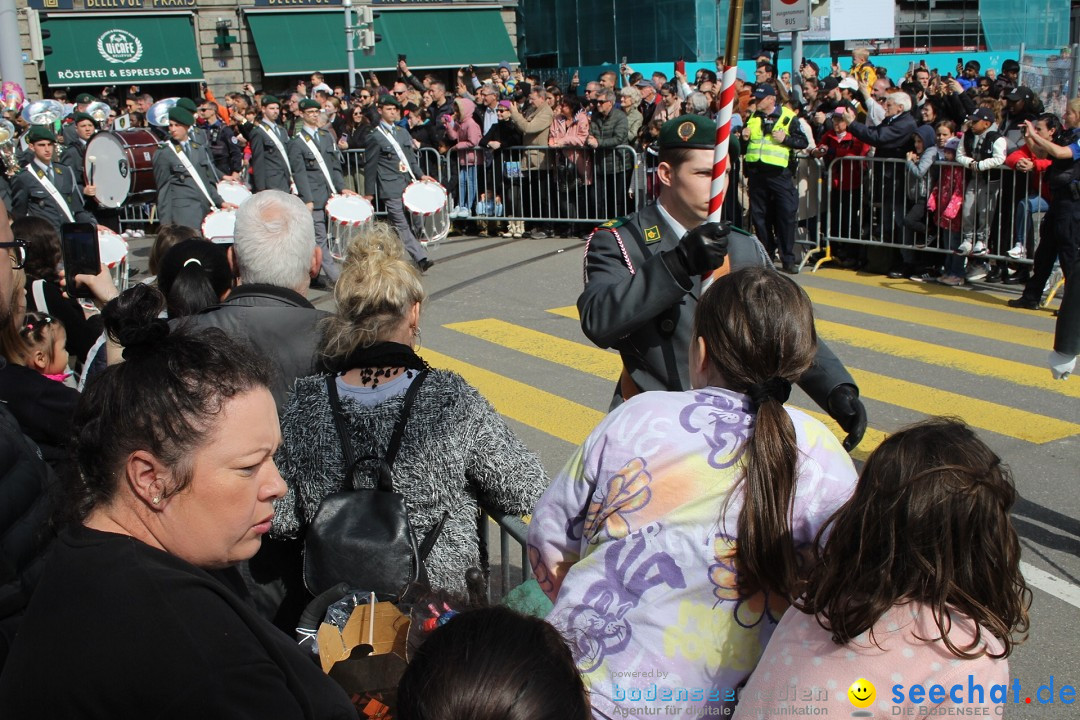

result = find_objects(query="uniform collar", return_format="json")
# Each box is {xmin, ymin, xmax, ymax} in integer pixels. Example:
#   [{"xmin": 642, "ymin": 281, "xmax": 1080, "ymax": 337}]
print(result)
[
  {"xmin": 32, "ymin": 159, "xmax": 52, "ymax": 175},
  {"xmin": 655, "ymin": 200, "xmax": 689, "ymax": 240},
  {"xmin": 304, "ymin": 125, "xmax": 319, "ymax": 138}
]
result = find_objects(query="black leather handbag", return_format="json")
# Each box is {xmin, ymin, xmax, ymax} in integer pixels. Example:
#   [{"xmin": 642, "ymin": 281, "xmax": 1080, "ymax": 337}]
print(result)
[{"xmin": 303, "ymin": 370, "xmax": 445, "ymax": 598}]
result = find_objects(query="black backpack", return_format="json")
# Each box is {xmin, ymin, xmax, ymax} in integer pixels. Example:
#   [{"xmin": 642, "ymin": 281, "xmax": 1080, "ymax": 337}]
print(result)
[{"xmin": 303, "ymin": 371, "xmax": 446, "ymax": 599}]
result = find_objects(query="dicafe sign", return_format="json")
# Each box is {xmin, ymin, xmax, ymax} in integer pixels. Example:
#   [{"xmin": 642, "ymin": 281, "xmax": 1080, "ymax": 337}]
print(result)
[{"xmin": 44, "ymin": 15, "xmax": 204, "ymax": 85}]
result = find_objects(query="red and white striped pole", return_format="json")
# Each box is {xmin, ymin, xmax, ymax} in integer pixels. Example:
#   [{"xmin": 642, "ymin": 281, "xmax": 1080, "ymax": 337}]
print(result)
[{"xmin": 703, "ymin": 0, "xmax": 746, "ymax": 290}]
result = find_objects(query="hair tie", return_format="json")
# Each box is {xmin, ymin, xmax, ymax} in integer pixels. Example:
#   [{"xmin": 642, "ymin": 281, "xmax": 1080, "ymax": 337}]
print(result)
[
  {"xmin": 746, "ymin": 377, "xmax": 792, "ymax": 409},
  {"xmin": 183, "ymin": 258, "xmax": 202, "ymax": 268}
]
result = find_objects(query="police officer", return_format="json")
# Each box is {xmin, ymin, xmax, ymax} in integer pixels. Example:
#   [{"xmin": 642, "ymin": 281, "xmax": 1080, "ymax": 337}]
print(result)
[
  {"xmin": 243, "ymin": 95, "xmax": 295, "ymax": 193},
  {"xmin": 289, "ymin": 98, "xmax": 349, "ymax": 286},
  {"xmin": 11, "ymin": 125, "xmax": 97, "ymax": 232},
  {"xmin": 741, "ymin": 84, "xmax": 806, "ymax": 274},
  {"xmin": 579, "ymin": 114, "xmax": 867, "ymax": 449},
  {"xmin": 151, "ymin": 106, "xmax": 234, "ymax": 232},
  {"xmin": 196, "ymin": 101, "xmax": 242, "ymax": 180}
]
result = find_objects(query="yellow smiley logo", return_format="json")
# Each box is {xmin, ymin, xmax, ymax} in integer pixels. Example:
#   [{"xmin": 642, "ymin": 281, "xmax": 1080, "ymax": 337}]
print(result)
[{"xmin": 847, "ymin": 678, "xmax": 876, "ymax": 709}]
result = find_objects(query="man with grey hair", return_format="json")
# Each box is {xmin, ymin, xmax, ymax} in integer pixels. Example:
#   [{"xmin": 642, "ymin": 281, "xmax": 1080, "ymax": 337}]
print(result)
[
  {"xmin": 588, "ymin": 87, "xmax": 630, "ymax": 218},
  {"xmin": 185, "ymin": 189, "xmax": 329, "ymax": 410}
]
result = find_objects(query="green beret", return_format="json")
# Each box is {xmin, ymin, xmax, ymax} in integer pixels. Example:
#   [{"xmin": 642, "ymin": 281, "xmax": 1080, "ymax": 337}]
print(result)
[
  {"xmin": 659, "ymin": 115, "xmax": 717, "ymax": 150},
  {"xmin": 261, "ymin": 94, "xmax": 280, "ymax": 108},
  {"xmin": 176, "ymin": 97, "xmax": 198, "ymax": 113},
  {"xmin": 378, "ymin": 94, "xmax": 401, "ymax": 109},
  {"xmin": 298, "ymin": 98, "xmax": 321, "ymax": 111},
  {"xmin": 72, "ymin": 111, "xmax": 95, "ymax": 125},
  {"xmin": 26, "ymin": 125, "xmax": 56, "ymax": 143},
  {"xmin": 167, "ymin": 106, "xmax": 195, "ymax": 127},
  {"xmin": 75, "ymin": 93, "xmax": 95, "ymax": 104}
]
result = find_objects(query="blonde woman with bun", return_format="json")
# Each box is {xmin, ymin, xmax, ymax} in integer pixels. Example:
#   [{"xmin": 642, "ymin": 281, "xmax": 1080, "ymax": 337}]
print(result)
[{"xmin": 271, "ymin": 223, "xmax": 548, "ymax": 598}]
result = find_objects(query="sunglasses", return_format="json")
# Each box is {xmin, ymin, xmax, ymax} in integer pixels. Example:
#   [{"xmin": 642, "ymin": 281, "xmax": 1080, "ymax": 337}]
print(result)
[{"xmin": 392, "ymin": 91, "xmax": 406, "ymax": 95}]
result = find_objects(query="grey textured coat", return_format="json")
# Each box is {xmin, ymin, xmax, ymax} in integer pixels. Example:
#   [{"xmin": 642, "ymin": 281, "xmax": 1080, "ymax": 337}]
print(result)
[{"xmin": 271, "ymin": 370, "xmax": 549, "ymax": 596}]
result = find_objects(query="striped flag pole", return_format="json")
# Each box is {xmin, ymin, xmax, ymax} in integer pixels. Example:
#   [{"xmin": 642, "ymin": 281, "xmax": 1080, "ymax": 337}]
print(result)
[{"xmin": 703, "ymin": 0, "xmax": 747, "ymax": 290}]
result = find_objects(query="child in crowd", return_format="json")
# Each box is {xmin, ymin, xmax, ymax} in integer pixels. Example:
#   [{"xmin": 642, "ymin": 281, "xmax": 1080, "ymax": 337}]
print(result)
[
  {"xmin": 902, "ymin": 125, "xmax": 938, "ymax": 250},
  {"xmin": 955, "ymin": 107, "xmax": 1007, "ymax": 259},
  {"xmin": 933, "ymin": 120, "xmax": 957, "ymax": 159},
  {"xmin": 813, "ymin": 104, "xmax": 870, "ymax": 265},
  {"xmin": 926, "ymin": 137, "xmax": 967, "ymax": 285},
  {"xmin": 732, "ymin": 418, "xmax": 1030, "ymax": 718},
  {"xmin": 397, "ymin": 606, "xmax": 589, "ymax": 720},
  {"xmin": 19, "ymin": 311, "xmax": 70, "ymax": 382}
]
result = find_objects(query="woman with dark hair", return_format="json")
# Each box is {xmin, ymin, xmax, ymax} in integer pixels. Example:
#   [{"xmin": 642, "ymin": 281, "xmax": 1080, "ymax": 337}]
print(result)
[
  {"xmin": 0, "ymin": 284, "xmax": 356, "ymax": 718},
  {"xmin": 339, "ymin": 104, "xmax": 372, "ymax": 195},
  {"xmin": 148, "ymin": 223, "xmax": 202, "ymax": 280},
  {"xmin": 397, "ymin": 606, "xmax": 589, "ymax": 720},
  {"xmin": 155, "ymin": 239, "xmax": 234, "ymax": 318},
  {"xmin": 733, "ymin": 418, "xmax": 1030, "ymax": 717},
  {"xmin": 14, "ymin": 216, "xmax": 113, "ymax": 367},
  {"xmin": 528, "ymin": 267, "xmax": 857, "ymax": 719}
]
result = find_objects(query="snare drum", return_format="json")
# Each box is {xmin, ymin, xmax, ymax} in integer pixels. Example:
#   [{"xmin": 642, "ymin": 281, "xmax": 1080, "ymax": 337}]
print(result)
[
  {"xmin": 402, "ymin": 180, "xmax": 450, "ymax": 249},
  {"xmin": 98, "ymin": 230, "xmax": 130, "ymax": 292},
  {"xmin": 216, "ymin": 180, "xmax": 252, "ymax": 207},
  {"xmin": 325, "ymin": 194, "xmax": 374, "ymax": 261},
  {"xmin": 85, "ymin": 129, "xmax": 160, "ymax": 208},
  {"xmin": 202, "ymin": 209, "xmax": 238, "ymax": 244}
]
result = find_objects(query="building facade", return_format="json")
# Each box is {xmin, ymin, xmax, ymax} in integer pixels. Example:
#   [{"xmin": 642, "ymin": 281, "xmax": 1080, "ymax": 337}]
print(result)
[{"xmin": 11, "ymin": 0, "xmax": 519, "ymax": 99}]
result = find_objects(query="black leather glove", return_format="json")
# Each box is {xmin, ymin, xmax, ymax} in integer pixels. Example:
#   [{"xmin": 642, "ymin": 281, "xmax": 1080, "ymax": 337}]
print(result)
[
  {"xmin": 827, "ymin": 384, "xmax": 867, "ymax": 452},
  {"xmin": 661, "ymin": 221, "xmax": 731, "ymax": 283}
]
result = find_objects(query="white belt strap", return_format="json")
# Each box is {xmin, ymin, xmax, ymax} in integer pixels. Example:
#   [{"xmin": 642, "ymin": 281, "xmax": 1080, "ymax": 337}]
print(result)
[
  {"xmin": 32, "ymin": 279, "xmax": 49, "ymax": 315},
  {"xmin": 28, "ymin": 169, "xmax": 75, "ymax": 222},
  {"xmin": 378, "ymin": 126, "xmax": 417, "ymax": 182},
  {"xmin": 171, "ymin": 144, "xmax": 218, "ymax": 210},
  {"xmin": 261, "ymin": 123, "xmax": 298, "ymax": 192},
  {"xmin": 302, "ymin": 132, "xmax": 337, "ymax": 193}
]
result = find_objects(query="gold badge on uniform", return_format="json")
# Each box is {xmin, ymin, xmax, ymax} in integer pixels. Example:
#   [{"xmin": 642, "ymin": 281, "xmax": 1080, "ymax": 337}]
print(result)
[
  {"xmin": 677, "ymin": 121, "xmax": 696, "ymax": 142},
  {"xmin": 644, "ymin": 225, "xmax": 661, "ymax": 243}
]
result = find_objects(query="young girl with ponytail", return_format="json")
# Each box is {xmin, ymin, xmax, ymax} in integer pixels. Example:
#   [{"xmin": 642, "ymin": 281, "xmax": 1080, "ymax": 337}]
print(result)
[{"xmin": 528, "ymin": 267, "xmax": 858, "ymax": 719}]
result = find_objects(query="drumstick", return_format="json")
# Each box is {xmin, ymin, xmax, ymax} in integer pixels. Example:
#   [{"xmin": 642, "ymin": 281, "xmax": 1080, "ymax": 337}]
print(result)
[{"xmin": 88, "ymin": 155, "xmax": 96, "ymax": 186}]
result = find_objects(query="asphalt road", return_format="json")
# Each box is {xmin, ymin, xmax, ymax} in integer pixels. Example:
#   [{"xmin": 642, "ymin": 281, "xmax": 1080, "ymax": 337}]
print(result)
[{"xmin": 132, "ymin": 229, "xmax": 1078, "ymax": 717}]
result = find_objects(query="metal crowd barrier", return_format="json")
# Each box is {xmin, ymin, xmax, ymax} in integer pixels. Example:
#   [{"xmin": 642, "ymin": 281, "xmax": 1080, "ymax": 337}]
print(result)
[
  {"xmin": 118, "ymin": 201, "xmax": 156, "ymax": 229},
  {"xmin": 478, "ymin": 506, "xmax": 531, "ymax": 603},
  {"xmin": 444, "ymin": 144, "xmax": 642, "ymax": 223}
]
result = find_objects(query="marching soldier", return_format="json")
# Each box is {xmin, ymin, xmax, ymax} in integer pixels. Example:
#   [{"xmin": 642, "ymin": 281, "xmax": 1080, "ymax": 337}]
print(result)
[
  {"xmin": 61, "ymin": 93, "xmax": 97, "ymax": 145},
  {"xmin": 175, "ymin": 98, "xmax": 209, "ymax": 147},
  {"xmin": 11, "ymin": 125, "xmax": 96, "ymax": 231},
  {"xmin": 244, "ymin": 95, "xmax": 295, "ymax": 193},
  {"xmin": 59, "ymin": 112, "xmax": 97, "ymax": 193},
  {"xmin": 288, "ymin": 98, "xmax": 349, "ymax": 286},
  {"xmin": 152, "ymin": 106, "xmax": 234, "ymax": 232},
  {"xmin": 578, "ymin": 114, "xmax": 867, "ymax": 450},
  {"xmin": 362, "ymin": 94, "xmax": 434, "ymax": 272}
]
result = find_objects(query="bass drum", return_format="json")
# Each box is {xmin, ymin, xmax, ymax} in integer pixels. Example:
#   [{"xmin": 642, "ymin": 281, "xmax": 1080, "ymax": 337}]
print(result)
[{"xmin": 85, "ymin": 129, "xmax": 160, "ymax": 209}]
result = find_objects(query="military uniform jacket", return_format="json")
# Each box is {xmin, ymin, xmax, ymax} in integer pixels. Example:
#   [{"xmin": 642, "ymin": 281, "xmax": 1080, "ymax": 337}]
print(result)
[
  {"xmin": 577, "ymin": 202, "xmax": 855, "ymax": 409},
  {"xmin": 11, "ymin": 161, "xmax": 96, "ymax": 229},
  {"xmin": 362, "ymin": 123, "xmax": 422, "ymax": 200},
  {"xmin": 247, "ymin": 120, "xmax": 294, "ymax": 193},
  {"xmin": 59, "ymin": 138, "xmax": 88, "ymax": 191},
  {"xmin": 152, "ymin": 139, "xmax": 224, "ymax": 232},
  {"xmin": 288, "ymin": 128, "xmax": 345, "ymax": 207}
]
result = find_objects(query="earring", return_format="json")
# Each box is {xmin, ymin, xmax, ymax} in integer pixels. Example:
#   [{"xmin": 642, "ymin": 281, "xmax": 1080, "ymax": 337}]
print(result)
[
  {"xmin": 412, "ymin": 326, "xmax": 421, "ymax": 350},
  {"xmin": 152, "ymin": 496, "xmax": 161, "ymax": 505}
]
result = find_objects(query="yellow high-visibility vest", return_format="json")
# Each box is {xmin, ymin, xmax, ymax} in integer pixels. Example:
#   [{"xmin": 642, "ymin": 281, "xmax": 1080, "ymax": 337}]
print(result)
[{"xmin": 746, "ymin": 106, "xmax": 797, "ymax": 168}]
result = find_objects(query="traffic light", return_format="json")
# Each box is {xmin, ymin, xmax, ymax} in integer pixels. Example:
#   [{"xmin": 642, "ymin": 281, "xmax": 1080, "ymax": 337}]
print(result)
[
  {"xmin": 214, "ymin": 19, "xmax": 237, "ymax": 51},
  {"xmin": 358, "ymin": 7, "xmax": 381, "ymax": 56},
  {"xmin": 28, "ymin": 10, "xmax": 52, "ymax": 61}
]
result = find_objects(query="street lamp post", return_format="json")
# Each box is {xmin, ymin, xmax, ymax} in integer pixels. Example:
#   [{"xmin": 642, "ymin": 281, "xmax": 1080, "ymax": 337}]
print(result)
[{"xmin": 344, "ymin": 0, "xmax": 357, "ymax": 94}]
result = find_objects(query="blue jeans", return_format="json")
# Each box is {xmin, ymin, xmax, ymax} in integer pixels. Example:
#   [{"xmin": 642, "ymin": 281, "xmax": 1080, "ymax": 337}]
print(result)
[
  {"xmin": 943, "ymin": 229, "xmax": 966, "ymax": 276},
  {"xmin": 458, "ymin": 165, "xmax": 477, "ymax": 212},
  {"xmin": 1015, "ymin": 195, "xmax": 1049, "ymax": 248}
]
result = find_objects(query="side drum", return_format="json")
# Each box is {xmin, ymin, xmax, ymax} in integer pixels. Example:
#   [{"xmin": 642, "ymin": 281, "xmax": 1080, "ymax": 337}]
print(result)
[{"xmin": 85, "ymin": 129, "xmax": 160, "ymax": 209}]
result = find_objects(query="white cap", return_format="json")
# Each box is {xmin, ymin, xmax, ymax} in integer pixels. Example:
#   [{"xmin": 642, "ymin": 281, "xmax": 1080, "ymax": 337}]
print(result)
[{"xmin": 838, "ymin": 77, "xmax": 860, "ymax": 91}]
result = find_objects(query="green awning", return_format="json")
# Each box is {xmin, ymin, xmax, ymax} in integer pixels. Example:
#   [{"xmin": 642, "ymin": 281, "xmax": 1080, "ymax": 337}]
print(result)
[
  {"xmin": 43, "ymin": 15, "xmax": 203, "ymax": 86},
  {"xmin": 247, "ymin": 8, "xmax": 517, "ymax": 75}
]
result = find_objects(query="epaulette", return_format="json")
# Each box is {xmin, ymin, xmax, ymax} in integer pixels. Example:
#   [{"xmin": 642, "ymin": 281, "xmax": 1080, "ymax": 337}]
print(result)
[{"xmin": 598, "ymin": 217, "xmax": 628, "ymax": 229}]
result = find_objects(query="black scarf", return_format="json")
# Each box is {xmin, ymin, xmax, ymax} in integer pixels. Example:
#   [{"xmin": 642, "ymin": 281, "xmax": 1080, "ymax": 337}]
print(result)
[{"xmin": 330, "ymin": 341, "xmax": 429, "ymax": 375}]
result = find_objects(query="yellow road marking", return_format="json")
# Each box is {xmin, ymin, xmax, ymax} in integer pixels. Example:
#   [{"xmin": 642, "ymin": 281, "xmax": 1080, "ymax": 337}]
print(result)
[
  {"xmin": 812, "ymin": 267, "xmax": 1061, "ymax": 313},
  {"xmin": 804, "ymin": 287, "xmax": 1055, "ymax": 351},
  {"xmin": 847, "ymin": 368, "xmax": 1079, "ymax": 443},
  {"xmin": 444, "ymin": 319, "xmax": 887, "ymax": 458},
  {"xmin": 420, "ymin": 349, "xmax": 604, "ymax": 445},
  {"xmin": 815, "ymin": 320, "xmax": 1080, "ymax": 400}
]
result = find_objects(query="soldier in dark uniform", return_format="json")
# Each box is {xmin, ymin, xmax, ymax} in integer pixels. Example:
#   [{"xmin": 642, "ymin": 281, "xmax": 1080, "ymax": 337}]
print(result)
[
  {"xmin": 196, "ymin": 101, "xmax": 242, "ymax": 180},
  {"xmin": 242, "ymin": 95, "xmax": 294, "ymax": 193},
  {"xmin": 363, "ymin": 95, "xmax": 434, "ymax": 272},
  {"xmin": 58, "ymin": 112, "xmax": 96, "ymax": 193},
  {"xmin": 578, "ymin": 114, "xmax": 868, "ymax": 449},
  {"xmin": 175, "ymin": 98, "xmax": 209, "ymax": 148},
  {"xmin": 11, "ymin": 126, "xmax": 96, "ymax": 232},
  {"xmin": 288, "ymin": 98, "xmax": 349, "ymax": 286},
  {"xmin": 151, "ymin": 106, "xmax": 234, "ymax": 233},
  {"xmin": 61, "ymin": 93, "xmax": 96, "ymax": 146}
]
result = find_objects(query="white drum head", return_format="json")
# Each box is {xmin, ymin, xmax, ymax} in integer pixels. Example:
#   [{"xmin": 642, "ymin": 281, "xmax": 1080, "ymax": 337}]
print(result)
[
  {"xmin": 326, "ymin": 194, "xmax": 374, "ymax": 224},
  {"xmin": 202, "ymin": 209, "xmax": 237, "ymax": 244},
  {"xmin": 217, "ymin": 181, "xmax": 252, "ymax": 207},
  {"xmin": 86, "ymin": 133, "xmax": 130, "ymax": 209},
  {"xmin": 403, "ymin": 181, "xmax": 448, "ymax": 214},
  {"xmin": 97, "ymin": 230, "xmax": 128, "ymax": 266}
]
